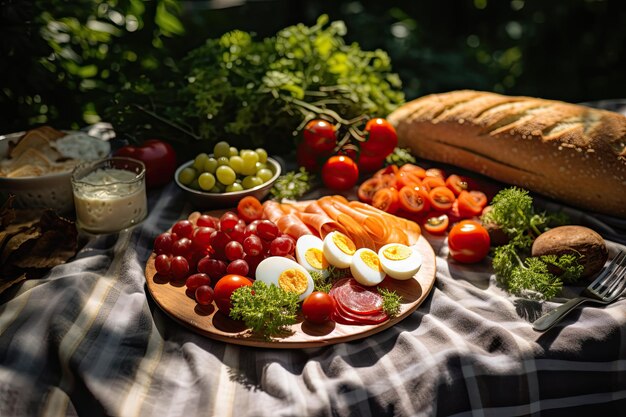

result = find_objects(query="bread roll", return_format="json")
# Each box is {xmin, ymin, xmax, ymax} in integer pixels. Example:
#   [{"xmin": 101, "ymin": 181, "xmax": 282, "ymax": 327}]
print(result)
[{"xmin": 387, "ymin": 90, "xmax": 626, "ymax": 218}]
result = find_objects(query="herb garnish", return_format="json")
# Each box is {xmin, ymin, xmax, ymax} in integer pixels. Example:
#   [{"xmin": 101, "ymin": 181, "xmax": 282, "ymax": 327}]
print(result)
[
  {"xmin": 378, "ymin": 287, "xmax": 402, "ymax": 317},
  {"xmin": 482, "ymin": 187, "xmax": 582, "ymax": 299},
  {"xmin": 270, "ymin": 167, "xmax": 314, "ymax": 200},
  {"xmin": 229, "ymin": 281, "xmax": 300, "ymax": 340}
]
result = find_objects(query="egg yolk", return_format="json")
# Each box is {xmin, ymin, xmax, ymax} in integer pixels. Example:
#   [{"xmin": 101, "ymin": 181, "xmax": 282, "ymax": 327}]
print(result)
[
  {"xmin": 332, "ymin": 232, "xmax": 356, "ymax": 255},
  {"xmin": 360, "ymin": 250, "xmax": 383, "ymax": 272},
  {"xmin": 305, "ymin": 248, "xmax": 328, "ymax": 270},
  {"xmin": 383, "ymin": 245, "xmax": 411, "ymax": 261},
  {"xmin": 278, "ymin": 269, "xmax": 308, "ymax": 295}
]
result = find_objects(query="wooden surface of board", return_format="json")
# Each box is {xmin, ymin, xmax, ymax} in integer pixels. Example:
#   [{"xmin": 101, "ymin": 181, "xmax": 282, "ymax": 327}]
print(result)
[{"xmin": 145, "ymin": 233, "xmax": 437, "ymax": 349}]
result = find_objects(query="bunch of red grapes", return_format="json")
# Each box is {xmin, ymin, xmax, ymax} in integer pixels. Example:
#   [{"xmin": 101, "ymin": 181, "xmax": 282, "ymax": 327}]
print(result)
[{"xmin": 152, "ymin": 212, "xmax": 296, "ymax": 305}]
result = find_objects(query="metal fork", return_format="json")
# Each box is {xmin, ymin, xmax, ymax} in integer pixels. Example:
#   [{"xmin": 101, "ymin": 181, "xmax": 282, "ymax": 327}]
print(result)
[{"xmin": 533, "ymin": 250, "xmax": 626, "ymax": 331}]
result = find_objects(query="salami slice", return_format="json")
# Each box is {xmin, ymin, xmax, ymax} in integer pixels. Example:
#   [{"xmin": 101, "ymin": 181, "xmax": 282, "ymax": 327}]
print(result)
[
  {"xmin": 334, "ymin": 278, "xmax": 384, "ymax": 315},
  {"xmin": 334, "ymin": 299, "xmax": 388, "ymax": 324}
]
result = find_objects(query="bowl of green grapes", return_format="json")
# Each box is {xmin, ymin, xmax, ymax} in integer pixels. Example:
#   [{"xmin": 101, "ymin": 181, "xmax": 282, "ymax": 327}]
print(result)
[{"xmin": 175, "ymin": 141, "xmax": 281, "ymax": 209}]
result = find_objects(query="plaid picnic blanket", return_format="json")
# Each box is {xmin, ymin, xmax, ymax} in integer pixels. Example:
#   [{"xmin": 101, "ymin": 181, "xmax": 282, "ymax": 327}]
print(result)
[{"xmin": 0, "ymin": 180, "xmax": 625, "ymax": 417}]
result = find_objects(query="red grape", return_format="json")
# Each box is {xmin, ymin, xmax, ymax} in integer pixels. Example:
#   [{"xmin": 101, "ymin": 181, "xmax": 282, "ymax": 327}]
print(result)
[
  {"xmin": 193, "ymin": 227, "xmax": 215, "ymax": 249},
  {"xmin": 243, "ymin": 254, "xmax": 264, "ymax": 277},
  {"xmin": 196, "ymin": 214, "xmax": 219, "ymax": 229},
  {"xmin": 203, "ymin": 258, "xmax": 227, "ymax": 281},
  {"xmin": 226, "ymin": 259, "xmax": 249, "ymax": 276},
  {"xmin": 154, "ymin": 254, "xmax": 172, "ymax": 275},
  {"xmin": 229, "ymin": 223, "xmax": 246, "ymax": 243},
  {"xmin": 195, "ymin": 285, "xmax": 214, "ymax": 305},
  {"xmin": 219, "ymin": 211, "xmax": 239, "ymax": 232},
  {"xmin": 270, "ymin": 236, "xmax": 294, "ymax": 257},
  {"xmin": 171, "ymin": 238, "xmax": 193, "ymax": 257},
  {"xmin": 170, "ymin": 256, "xmax": 190, "ymax": 280},
  {"xmin": 209, "ymin": 231, "xmax": 230, "ymax": 251},
  {"xmin": 225, "ymin": 241, "xmax": 244, "ymax": 261},
  {"xmin": 186, "ymin": 273, "xmax": 212, "ymax": 290},
  {"xmin": 154, "ymin": 232, "xmax": 174, "ymax": 255},
  {"xmin": 256, "ymin": 220, "xmax": 279, "ymax": 241},
  {"xmin": 172, "ymin": 220, "xmax": 194, "ymax": 239},
  {"xmin": 243, "ymin": 235, "xmax": 263, "ymax": 256}
]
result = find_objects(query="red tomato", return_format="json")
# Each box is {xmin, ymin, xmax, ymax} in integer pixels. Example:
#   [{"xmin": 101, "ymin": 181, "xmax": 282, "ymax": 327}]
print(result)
[
  {"xmin": 362, "ymin": 118, "xmax": 397, "ymax": 157},
  {"xmin": 422, "ymin": 176, "xmax": 446, "ymax": 190},
  {"xmin": 397, "ymin": 170, "xmax": 424, "ymax": 188},
  {"xmin": 321, "ymin": 155, "xmax": 359, "ymax": 190},
  {"xmin": 371, "ymin": 187, "xmax": 400, "ymax": 214},
  {"xmin": 429, "ymin": 186, "xmax": 456, "ymax": 211},
  {"xmin": 303, "ymin": 119, "xmax": 336, "ymax": 154},
  {"xmin": 357, "ymin": 153, "xmax": 386, "ymax": 173},
  {"xmin": 213, "ymin": 274, "xmax": 253, "ymax": 315},
  {"xmin": 423, "ymin": 214, "xmax": 449, "ymax": 234},
  {"xmin": 357, "ymin": 177, "xmax": 384, "ymax": 203},
  {"xmin": 399, "ymin": 164, "xmax": 426, "ymax": 178},
  {"xmin": 425, "ymin": 167, "xmax": 446, "ymax": 179},
  {"xmin": 296, "ymin": 141, "xmax": 320, "ymax": 172},
  {"xmin": 237, "ymin": 196, "xmax": 263, "ymax": 223},
  {"xmin": 457, "ymin": 190, "xmax": 487, "ymax": 217},
  {"xmin": 114, "ymin": 139, "xmax": 177, "ymax": 188},
  {"xmin": 302, "ymin": 291, "xmax": 335, "ymax": 324},
  {"xmin": 398, "ymin": 186, "xmax": 430, "ymax": 214},
  {"xmin": 448, "ymin": 220, "xmax": 491, "ymax": 263},
  {"xmin": 445, "ymin": 174, "xmax": 469, "ymax": 196}
]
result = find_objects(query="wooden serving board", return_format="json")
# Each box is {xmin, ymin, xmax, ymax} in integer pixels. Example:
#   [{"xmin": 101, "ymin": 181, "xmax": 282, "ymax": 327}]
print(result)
[{"xmin": 145, "ymin": 235, "xmax": 436, "ymax": 349}]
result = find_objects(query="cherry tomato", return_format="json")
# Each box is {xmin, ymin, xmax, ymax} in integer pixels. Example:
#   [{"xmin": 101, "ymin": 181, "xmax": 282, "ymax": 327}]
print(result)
[
  {"xmin": 423, "ymin": 214, "xmax": 449, "ymax": 234},
  {"xmin": 457, "ymin": 190, "xmax": 487, "ymax": 217},
  {"xmin": 357, "ymin": 153, "xmax": 386, "ymax": 173},
  {"xmin": 398, "ymin": 186, "xmax": 430, "ymax": 214},
  {"xmin": 303, "ymin": 119, "xmax": 336, "ymax": 154},
  {"xmin": 399, "ymin": 164, "xmax": 426, "ymax": 178},
  {"xmin": 429, "ymin": 186, "xmax": 456, "ymax": 211},
  {"xmin": 448, "ymin": 220, "xmax": 491, "ymax": 264},
  {"xmin": 373, "ymin": 164, "xmax": 399, "ymax": 178},
  {"xmin": 114, "ymin": 139, "xmax": 177, "ymax": 188},
  {"xmin": 321, "ymin": 155, "xmax": 359, "ymax": 190},
  {"xmin": 357, "ymin": 177, "xmax": 384, "ymax": 203},
  {"xmin": 302, "ymin": 292, "xmax": 336, "ymax": 324},
  {"xmin": 445, "ymin": 174, "xmax": 469, "ymax": 196},
  {"xmin": 371, "ymin": 187, "xmax": 400, "ymax": 214},
  {"xmin": 425, "ymin": 167, "xmax": 446, "ymax": 179},
  {"xmin": 213, "ymin": 274, "xmax": 253, "ymax": 315},
  {"xmin": 237, "ymin": 196, "xmax": 264, "ymax": 223},
  {"xmin": 397, "ymin": 170, "xmax": 424, "ymax": 188},
  {"xmin": 362, "ymin": 118, "xmax": 397, "ymax": 157},
  {"xmin": 296, "ymin": 141, "xmax": 320, "ymax": 172},
  {"xmin": 422, "ymin": 176, "xmax": 446, "ymax": 190}
]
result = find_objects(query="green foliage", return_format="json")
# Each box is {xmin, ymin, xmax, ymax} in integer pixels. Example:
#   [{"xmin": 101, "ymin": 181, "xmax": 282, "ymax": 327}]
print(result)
[
  {"xmin": 271, "ymin": 168, "xmax": 314, "ymax": 201},
  {"xmin": 378, "ymin": 287, "xmax": 402, "ymax": 317},
  {"xmin": 229, "ymin": 281, "xmax": 300, "ymax": 340},
  {"xmin": 107, "ymin": 15, "xmax": 405, "ymax": 154}
]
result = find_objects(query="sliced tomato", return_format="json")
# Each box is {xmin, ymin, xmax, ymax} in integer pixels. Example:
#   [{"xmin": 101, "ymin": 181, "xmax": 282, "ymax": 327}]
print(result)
[
  {"xmin": 445, "ymin": 174, "xmax": 469, "ymax": 196},
  {"xmin": 399, "ymin": 163, "xmax": 426, "ymax": 179},
  {"xmin": 397, "ymin": 170, "xmax": 423, "ymax": 188},
  {"xmin": 425, "ymin": 167, "xmax": 445, "ymax": 179},
  {"xmin": 357, "ymin": 177, "xmax": 384, "ymax": 203},
  {"xmin": 398, "ymin": 186, "xmax": 430, "ymax": 214},
  {"xmin": 237, "ymin": 196, "xmax": 264, "ymax": 223},
  {"xmin": 373, "ymin": 164, "xmax": 399, "ymax": 178},
  {"xmin": 422, "ymin": 176, "xmax": 446, "ymax": 190},
  {"xmin": 423, "ymin": 214, "xmax": 449, "ymax": 234},
  {"xmin": 429, "ymin": 186, "xmax": 456, "ymax": 211},
  {"xmin": 371, "ymin": 187, "xmax": 400, "ymax": 214},
  {"xmin": 457, "ymin": 190, "xmax": 488, "ymax": 217}
]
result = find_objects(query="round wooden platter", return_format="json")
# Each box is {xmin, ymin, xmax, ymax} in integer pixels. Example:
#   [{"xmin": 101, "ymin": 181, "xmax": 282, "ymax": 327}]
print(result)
[{"xmin": 145, "ymin": 235, "xmax": 436, "ymax": 349}]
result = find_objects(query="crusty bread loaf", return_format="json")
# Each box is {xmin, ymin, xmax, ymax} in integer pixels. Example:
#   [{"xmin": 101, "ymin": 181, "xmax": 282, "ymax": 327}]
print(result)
[{"xmin": 387, "ymin": 90, "xmax": 626, "ymax": 218}]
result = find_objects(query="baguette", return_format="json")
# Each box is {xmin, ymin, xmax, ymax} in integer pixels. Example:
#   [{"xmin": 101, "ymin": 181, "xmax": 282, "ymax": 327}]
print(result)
[{"xmin": 387, "ymin": 90, "xmax": 626, "ymax": 218}]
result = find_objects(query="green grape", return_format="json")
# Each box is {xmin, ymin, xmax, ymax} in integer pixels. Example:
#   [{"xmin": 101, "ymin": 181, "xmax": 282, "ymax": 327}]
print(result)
[
  {"xmin": 255, "ymin": 162, "xmax": 267, "ymax": 172},
  {"xmin": 217, "ymin": 156, "xmax": 230, "ymax": 167},
  {"xmin": 198, "ymin": 172, "xmax": 216, "ymax": 190},
  {"xmin": 214, "ymin": 141, "xmax": 231, "ymax": 158},
  {"xmin": 255, "ymin": 148, "xmax": 268, "ymax": 163},
  {"xmin": 189, "ymin": 179, "xmax": 200, "ymax": 190},
  {"xmin": 229, "ymin": 146, "xmax": 239, "ymax": 157},
  {"xmin": 229, "ymin": 156, "xmax": 244, "ymax": 174},
  {"xmin": 240, "ymin": 151, "xmax": 259, "ymax": 176},
  {"xmin": 193, "ymin": 153, "xmax": 209, "ymax": 171},
  {"xmin": 257, "ymin": 168, "xmax": 273, "ymax": 182},
  {"xmin": 203, "ymin": 157, "xmax": 218, "ymax": 173},
  {"xmin": 216, "ymin": 165, "xmax": 236, "ymax": 185},
  {"xmin": 242, "ymin": 175, "xmax": 263, "ymax": 189},
  {"xmin": 209, "ymin": 182, "xmax": 225, "ymax": 193},
  {"xmin": 226, "ymin": 183, "xmax": 244, "ymax": 193},
  {"xmin": 178, "ymin": 167, "xmax": 197, "ymax": 185}
]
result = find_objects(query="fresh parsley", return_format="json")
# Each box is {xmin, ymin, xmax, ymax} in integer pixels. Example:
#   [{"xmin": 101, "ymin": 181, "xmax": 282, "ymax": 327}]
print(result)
[
  {"xmin": 270, "ymin": 168, "xmax": 314, "ymax": 201},
  {"xmin": 378, "ymin": 287, "xmax": 402, "ymax": 317},
  {"xmin": 229, "ymin": 281, "xmax": 300, "ymax": 340},
  {"xmin": 483, "ymin": 187, "xmax": 582, "ymax": 300}
]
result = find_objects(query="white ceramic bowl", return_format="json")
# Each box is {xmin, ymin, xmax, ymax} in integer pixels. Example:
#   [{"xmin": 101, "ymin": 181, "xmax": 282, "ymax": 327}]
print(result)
[{"xmin": 175, "ymin": 157, "xmax": 281, "ymax": 209}]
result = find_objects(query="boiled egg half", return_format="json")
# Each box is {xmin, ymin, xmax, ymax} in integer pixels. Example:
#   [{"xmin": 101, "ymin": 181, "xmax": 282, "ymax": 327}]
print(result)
[
  {"xmin": 255, "ymin": 256, "xmax": 314, "ymax": 301},
  {"xmin": 377, "ymin": 243, "xmax": 422, "ymax": 280},
  {"xmin": 323, "ymin": 231, "xmax": 356, "ymax": 269},
  {"xmin": 350, "ymin": 248, "xmax": 386, "ymax": 286},
  {"xmin": 295, "ymin": 235, "xmax": 330, "ymax": 278}
]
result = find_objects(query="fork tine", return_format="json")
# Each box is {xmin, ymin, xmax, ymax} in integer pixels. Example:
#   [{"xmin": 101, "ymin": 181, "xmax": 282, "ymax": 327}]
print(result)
[
  {"xmin": 604, "ymin": 264, "xmax": 626, "ymax": 300},
  {"xmin": 590, "ymin": 251, "xmax": 625, "ymax": 291},
  {"xmin": 599, "ymin": 264, "xmax": 626, "ymax": 297}
]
